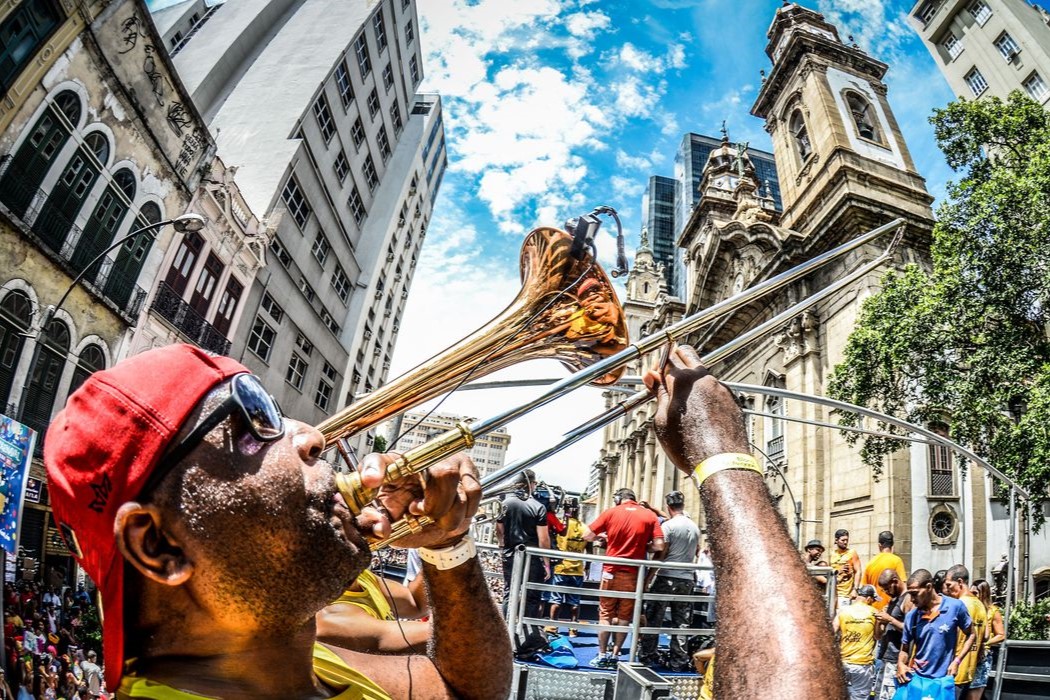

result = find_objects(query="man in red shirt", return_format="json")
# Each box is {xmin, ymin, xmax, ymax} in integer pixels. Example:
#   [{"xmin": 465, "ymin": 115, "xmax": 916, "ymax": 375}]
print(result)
[{"xmin": 582, "ymin": 488, "xmax": 665, "ymax": 668}]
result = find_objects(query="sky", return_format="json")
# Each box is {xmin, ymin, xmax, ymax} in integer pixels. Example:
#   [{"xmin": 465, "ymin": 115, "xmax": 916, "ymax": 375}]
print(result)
[{"xmin": 392, "ymin": 0, "xmax": 973, "ymax": 492}]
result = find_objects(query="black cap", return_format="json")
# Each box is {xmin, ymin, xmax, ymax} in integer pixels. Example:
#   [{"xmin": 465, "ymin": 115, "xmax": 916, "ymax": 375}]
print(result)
[{"xmin": 805, "ymin": 539, "xmax": 825, "ymax": 551}]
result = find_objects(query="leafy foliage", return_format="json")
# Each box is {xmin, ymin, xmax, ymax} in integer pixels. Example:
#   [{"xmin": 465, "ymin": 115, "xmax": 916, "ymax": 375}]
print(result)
[
  {"xmin": 828, "ymin": 92, "xmax": 1050, "ymax": 509},
  {"xmin": 1007, "ymin": 598, "xmax": 1050, "ymax": 641},
  {"xmin": 372, "ymin": 435, "xmax": 388, "ymax": 453}
]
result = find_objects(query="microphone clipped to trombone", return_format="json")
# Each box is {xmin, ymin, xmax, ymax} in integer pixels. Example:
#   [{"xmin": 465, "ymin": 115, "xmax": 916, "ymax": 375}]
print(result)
[{"xmin": 317, "ymin": 198, "xmax": 906, "ymax": 551}]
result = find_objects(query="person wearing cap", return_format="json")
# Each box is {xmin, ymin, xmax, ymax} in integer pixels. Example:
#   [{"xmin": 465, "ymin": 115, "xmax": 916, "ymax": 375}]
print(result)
[
  {"xmin": 802, "ymin": 539, "xmax": 829, "ymax": 587},
  {"xmin": 638, "ymin": 490, "xmax": 700, "ymax": 671},
  {"xmin": 643, "ymin": 345, "xmax": 845, "ymax": 697},
  {"xmin": 43, "ymin": 343, "xmax": 512, "ymax": 699},
  {"xmin": 583, "ymin": 487, "xmax": 665, "ymax": 669},
  {"xmin": 834, "ymin": 584, "xmax": 880, "ymax": 700}
]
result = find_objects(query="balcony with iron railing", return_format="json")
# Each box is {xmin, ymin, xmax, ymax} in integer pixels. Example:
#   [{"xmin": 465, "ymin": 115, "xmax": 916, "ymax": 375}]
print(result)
[
  {"xmin": 0, "ymin": 157, "xmax": 147, "ymax": 323},
  {"xmin": 766, "ymin": 433, "xmax": 786, "ymax": 466},
  {"xmin": 150, "ymin": 281, "xmax": 231, "ymax": 355}
]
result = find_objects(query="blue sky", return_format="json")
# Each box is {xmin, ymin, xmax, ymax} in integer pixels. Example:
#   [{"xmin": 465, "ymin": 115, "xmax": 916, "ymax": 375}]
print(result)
[{"xmin": 395, "ymin": 0, "xmax": 977, "ymax": 490}]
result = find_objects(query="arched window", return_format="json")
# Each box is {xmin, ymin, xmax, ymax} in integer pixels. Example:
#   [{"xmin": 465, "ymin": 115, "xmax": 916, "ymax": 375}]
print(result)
[
  {"xmin": 844, "ymin": 91, "xmax": 882, "ymax": 143},
  {"xmin": 0, "ymin": 89, "xmax": 81, "ymax": 217},
  {"xmin": 35, "ymin": 130, "xmax": 110, "ymax": 252},
  {"xmin": 22, "ymin": 318, "xmax": 70, "ymax": 451},
  {"xmin": 789, "ymin": 110, "xmax": 812, "ymax": 161},
  {"xmin": 106, "ymin": 201, "xmax": 160, "ymax": 309},
  {"xmin": 0, "ymin": 290, "xmax": 32, "ymax": 409},
  {"xmin": 68, "ymin": 343, "xmax": 106, "ymax": 396},
  {"xmin": 72, "ymin": 167, "xmax": 136, "ymax": 275}
]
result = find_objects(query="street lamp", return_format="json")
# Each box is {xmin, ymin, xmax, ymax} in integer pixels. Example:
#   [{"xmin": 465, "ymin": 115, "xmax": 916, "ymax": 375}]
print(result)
[{"xmin": 16, "ymin": 213, "xmax": 206, "ymax": 426}]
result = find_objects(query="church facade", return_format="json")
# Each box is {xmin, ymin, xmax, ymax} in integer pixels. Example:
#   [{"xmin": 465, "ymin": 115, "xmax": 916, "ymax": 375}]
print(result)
[{"xmin": 594, "ymin": 4, "xmax": 1041, "ymax": 589}]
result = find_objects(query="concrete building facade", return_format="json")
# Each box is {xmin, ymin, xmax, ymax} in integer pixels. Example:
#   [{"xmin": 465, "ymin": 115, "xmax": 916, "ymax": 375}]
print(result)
[
  {"xmin": 0, "ymin": 0, "xmax": 263, "ymax": 585},
  {"xmin": 909, "ymin": 0, "xmax": 1050, "ymax": 105},
  {"xmin": 389, "ymin": 411, "xmax": 511, "ymax": 481},
  {"xmin": 156, "ymin": 0, "xmax": 447, "ymax": 440}
]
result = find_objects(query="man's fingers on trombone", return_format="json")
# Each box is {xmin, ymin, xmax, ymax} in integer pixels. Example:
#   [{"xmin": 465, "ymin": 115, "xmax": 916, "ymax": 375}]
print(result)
[{"xmin": 358, "ymin": 451, "xmax": 404, "ymax": 490}]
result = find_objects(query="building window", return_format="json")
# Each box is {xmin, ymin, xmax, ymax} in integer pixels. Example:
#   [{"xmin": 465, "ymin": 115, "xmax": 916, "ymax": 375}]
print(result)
[
  {"xmin": 261, "ymin": 291, "xmax": 284, "ymax": 323},
  {"xmin": 377, "ymin": 126, "xmax": 391, "ymax": 162},
  {"xmin": 994, "ymin": 33, "xmax": 1020, "ymax": 62},
  {"xmin": 354, "ymin": 33, "xmax": 371, "ymax": 77},
  {"xmin": 295, "ymin": 333, "xmax": 314, "ymax": 356},
  {"xmin": 0, "ymin": 0, "xmax": 63, "ymax": 93},
  {"xmin": 299, "ymin": 276, "xmax": 316, "ymax": 302},
  {"xmin": 968, "ymin": 0, "xmax": 991, "ymax": 25},
  {"xmin": 843, "ymin": 91, "xmax": 882, "ymax": 143},
  {"xmin": 348, "ymin": 185, "xmax": 366, "ymax": 224},
  {"xmin": 367, "ymin": 88, "xmax": 380, "ymax": 118},
  {"xmin": 405, "ymin": 19, "xmax": 414, "ymax": 46},
  {"xmin": 943, "ymin": 33, "xmax": 963, "ymax": 59},
  {"xmin": 351, "ymin": 118, "xmax": 366, "ymax": 148},
  {"xmin": 212, "ymin": 276, "xmax": 243, "ymax": 336},
  {"xmin": 409, "ymin": 55, "xmax": 419, "ymax": 85},
  {"xmin": 315, "ymin": 377, "xmax": 333, "ymax": 411},
  {"xmin": 321, "ymin": 309, "xmax": 340, "ymax": 334},
  {"xmin": 965, "ymin": 67, "xmax": 989, "ymax": 96},
  {"xmin": 311, "ymin": 233, "xmax": 330, "ymax": 266},
  {"xmin": 334, "ymin": 151, "xmax": 349, "ymax": 182},
  {"xmin": 789, "ymin": 110, "xmax": 811, "ymax": 161},
  {"xmin": 928, "ymin": 424, "xmax": 957, "ymax": 498},
  {"xmin": 269, "ymin": 237, "xmax": 292, "ymax": 269},
  {"xmin": 314, "ymin": 94, "xmax": 335, "ymax": 142},
  {"xmin": 281, "ymin": 177, "xmax": 311, "ymax": 228},
  {"xmin": 332, "ymin": 265, "xmax": 351, "ymax": 303},
  {"xmin": 1024, "ymin": 72, "xmax": 1049, "ymax": 100},
  {"xmin": 373, "ymin": 11, "xmax": 387, "ymax": 53},
  {"xmin": 915, "ymin": 1, "xmax": 937, "ymax": 25},
  {"xmin": 286, "ymin": 353, "xmax": 308, "ymax": 390},
  {"xmin": 382, "ymin": 63, "xmax": 394, "ymax": 92},
  {"xmin": 248, "ymin": 316, "xmax": 276, "ymax": 361},
  {"xmin": 363, "ymin": 155, "xmax": 379, "ymax": 192},
  {"xmin": 390, "ymin": 103, "xmax": 403, "ymax": 135},
  {"xmin": 335, "ymin": 61, "xmax": 354, "ymax": 108}
]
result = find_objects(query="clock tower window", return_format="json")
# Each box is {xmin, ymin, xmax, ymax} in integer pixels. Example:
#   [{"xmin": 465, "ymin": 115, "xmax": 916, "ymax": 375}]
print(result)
[{"xmin": 789, "ymin": 110, "xmax": 812, "ymax": 162}]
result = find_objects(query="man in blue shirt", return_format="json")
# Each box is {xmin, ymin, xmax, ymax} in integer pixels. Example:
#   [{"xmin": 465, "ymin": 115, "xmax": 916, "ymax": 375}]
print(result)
[{"xmin": 896, "ymin": 569, "xmax": 974, "ymax": 699}]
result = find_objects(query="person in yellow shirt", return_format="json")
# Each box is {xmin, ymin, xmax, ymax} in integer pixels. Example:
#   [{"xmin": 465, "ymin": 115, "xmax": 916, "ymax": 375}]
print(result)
[
  {"xmin": 317, "ymin": 569, "xmax": 430, "ymax": 654},
  {"xmin": 830, "ymin": 529, "xmax": 863, "ymax": 608},
  {"xmin": 969, "ymin": 579, "xmax": 1004, "ymax": 691},
  {"xmin": 833, "ymin": 585, "xmax": 881, "ymax": 700},
  {"xmin": 546, "ymin": 500, "xmax": 588, "ymax": 636},
  {"xmin": 860, "ymin": 531, "xmax": 907, "ymax": 611},
  {"xmin": 944, "ymin": 565, "xmax": 987, "ymax": 699},
  {"xmin": 693, "ymin": 647, "xmax": 715, "ymax": 700}
]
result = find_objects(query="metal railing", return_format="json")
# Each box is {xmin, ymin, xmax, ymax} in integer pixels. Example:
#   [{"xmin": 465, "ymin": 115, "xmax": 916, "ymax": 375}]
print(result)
[
  {"xmin": 504, "ymin": 544, "xmax": 836, "ymax": 664},
  {"xmin": 151, "ymin": 281, "xmax": 232, "ymax": 355}
]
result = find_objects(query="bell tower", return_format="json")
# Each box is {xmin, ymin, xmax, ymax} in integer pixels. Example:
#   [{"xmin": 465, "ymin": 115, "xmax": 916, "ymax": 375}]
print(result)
[
  {"xmin": 751, "ymin": 3, "xmax": 934, "ymax": 240},
  {"xmin": 623, "ymin": 228, "xmax": 664, "ymax": 350}
]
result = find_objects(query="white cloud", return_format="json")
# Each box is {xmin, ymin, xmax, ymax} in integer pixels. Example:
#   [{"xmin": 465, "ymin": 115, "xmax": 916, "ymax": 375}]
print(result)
[
  {"xmin": 617, "ymin": 42, "xmax": 688, "ymax": 73},
  {"xmin": 615, "ymin": 149, "xmax": 652, "ymax": 170},
  {"xmin": 566, "ymin": 10, "xmax": 612, "ymax": 37}
]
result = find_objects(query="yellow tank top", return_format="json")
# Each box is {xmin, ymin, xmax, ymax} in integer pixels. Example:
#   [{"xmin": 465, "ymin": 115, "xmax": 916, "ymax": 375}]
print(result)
[
  {"xmin": 829, "ymin": 548, "xmax": 858, "ymax": 598},
  {"xmin": 837, "ymin": 603, "xmax": 877, "ymax": 665},
  {"xmin": 698, "ymin": 655, "xmax": 715, "ymax": 700},
  {"xmin": 554, "ymin": 518, "xmax": 587, "ymax": 576},
  {"xmin": 955, "ymin": 594, "xmax": 987, "ymax": 684},
  {"xmin": 987, "ymin": 605, "xmax": 1001, "ymax": 646},
  {"xmin": 117, "ymin": 643, "xmax": 391, "ymax": 699},
  {"xmin": 331, "ymin": 570, "xmax": 393, "ymax": 621}
]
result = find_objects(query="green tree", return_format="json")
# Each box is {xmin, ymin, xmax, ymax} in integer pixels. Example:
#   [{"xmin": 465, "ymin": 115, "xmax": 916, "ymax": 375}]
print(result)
[
  {"xmin": 828, "ymin": 91, "xmax": 1050, "ymax": 507},
  {"xmin": 372, "ymin": 434, "xmax": 388, "ymax": 453}
]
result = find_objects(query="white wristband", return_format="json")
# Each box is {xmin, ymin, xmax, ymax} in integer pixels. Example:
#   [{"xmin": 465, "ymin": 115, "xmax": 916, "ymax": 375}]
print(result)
[{"xmin": 417, "ymin": 535, "xmax": 477, "ymax": 570}]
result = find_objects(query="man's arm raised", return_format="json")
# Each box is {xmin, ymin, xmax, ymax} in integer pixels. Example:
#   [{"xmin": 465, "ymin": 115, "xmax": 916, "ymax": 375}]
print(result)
[{"xmin": 644, "ymin": 346, "xmax": 845, "ymax": 699}]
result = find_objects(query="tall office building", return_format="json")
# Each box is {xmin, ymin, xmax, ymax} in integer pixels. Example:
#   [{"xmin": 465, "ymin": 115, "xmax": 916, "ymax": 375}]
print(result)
[
  {"xmin": 151, "ymin": 0, "xmax": 447, "ymax": 437},
  {"xmin": 390, "ymin": 411, "xmax": 511, "ymax": 480},
  {"xmin": 908, "ymin": 0, "xmax": 1050, "ymax": 105},
  {"xmin": 640, "ymin": 175, "xmax": 678, "ymax": 294}
]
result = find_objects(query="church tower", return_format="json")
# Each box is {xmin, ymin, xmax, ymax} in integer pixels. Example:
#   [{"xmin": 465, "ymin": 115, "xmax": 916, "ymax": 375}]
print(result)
[{"xmin": 751, "ymin": 3, "xmax": 934, "ymax": 239}]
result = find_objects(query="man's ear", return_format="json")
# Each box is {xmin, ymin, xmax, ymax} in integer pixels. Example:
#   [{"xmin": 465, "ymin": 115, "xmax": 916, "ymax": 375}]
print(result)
[{"xmin": 114, "ymin": 502, "xmax": 193, "ymax": 586}]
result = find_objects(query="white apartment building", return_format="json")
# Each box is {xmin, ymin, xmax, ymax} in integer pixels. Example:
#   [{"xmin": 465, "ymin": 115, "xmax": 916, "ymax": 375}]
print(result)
[
  {"xmin": 909, "ymin": 0, "xmax": 1050, "ymax": 105},
  {"xmin": 390, "ymin": 411, "xmax": 512, "ymax": 480},
  {"xmin": 150, "ymin": 0, "xmax": 447, "ymax": 431}
]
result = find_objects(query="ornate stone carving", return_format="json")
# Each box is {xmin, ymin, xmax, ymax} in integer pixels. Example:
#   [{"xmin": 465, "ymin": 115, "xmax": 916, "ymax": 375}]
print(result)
[
  {"xmin": 773, "ymin": 309, "xmax": 820, "ymax": 363},
  {"xmin": 795, "ymin": 151, "xmax": 820, "ymax": 186}
]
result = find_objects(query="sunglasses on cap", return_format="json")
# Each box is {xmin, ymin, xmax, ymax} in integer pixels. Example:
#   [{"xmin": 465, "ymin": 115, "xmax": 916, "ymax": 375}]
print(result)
[{"xmin": 142, "ymin": 373, "xmax": 285, "ymax": 496}]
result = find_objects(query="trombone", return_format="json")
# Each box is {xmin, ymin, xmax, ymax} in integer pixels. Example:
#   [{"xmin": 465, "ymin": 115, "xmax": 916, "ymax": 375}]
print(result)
[{"xmin": 322, "ymin": 216, "xmax": 905, "ymax": 550}]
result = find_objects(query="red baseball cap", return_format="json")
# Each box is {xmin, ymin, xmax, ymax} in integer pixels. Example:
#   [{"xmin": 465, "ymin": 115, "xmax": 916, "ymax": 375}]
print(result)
[{"xmin": 44, "ymin": 344, "xmax": 247, "ymax": 690}]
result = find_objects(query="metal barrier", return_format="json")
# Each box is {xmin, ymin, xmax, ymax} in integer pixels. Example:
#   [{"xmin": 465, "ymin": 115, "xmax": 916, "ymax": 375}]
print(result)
[{"xmin": 503, "ymin": 544, "xmax": 836, "ymax": 664}]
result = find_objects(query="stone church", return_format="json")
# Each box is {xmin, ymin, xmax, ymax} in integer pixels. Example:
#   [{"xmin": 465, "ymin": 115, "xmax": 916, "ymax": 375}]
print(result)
[{"xmin": 593, "ymin": 3, "xmax": 1042, "ymax": 587}]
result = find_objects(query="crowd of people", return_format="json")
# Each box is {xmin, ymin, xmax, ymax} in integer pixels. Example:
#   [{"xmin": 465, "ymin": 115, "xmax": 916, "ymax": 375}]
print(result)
[{"xmin": 1, "ymin": 582, "xmax": 103, "ymax": 700}]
